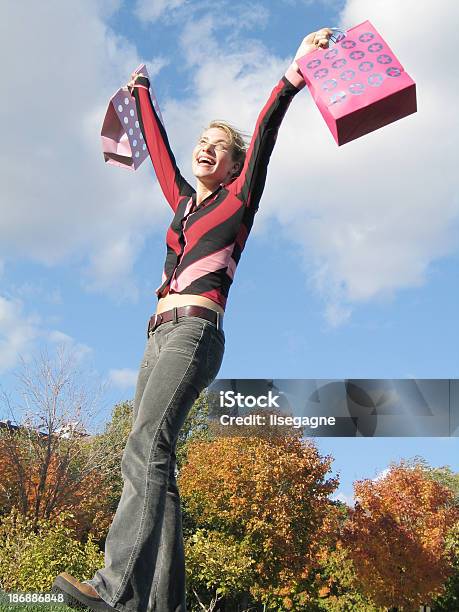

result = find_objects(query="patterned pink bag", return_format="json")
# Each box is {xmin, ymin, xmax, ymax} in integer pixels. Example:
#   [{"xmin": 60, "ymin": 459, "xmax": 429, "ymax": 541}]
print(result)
[
  {"xmin": 297, "ymin": 21, "xmax": 417, "ymax": 145},
  {"xmin": 101, "ymin": 64, "xmax": 164, "ymax": 170}
]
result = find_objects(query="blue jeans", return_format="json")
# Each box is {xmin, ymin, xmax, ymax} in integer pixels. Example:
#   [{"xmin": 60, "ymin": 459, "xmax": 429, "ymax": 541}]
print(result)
[{"xmin": 87, "ymin": 316, "xmax": 225, "ymax": 611}]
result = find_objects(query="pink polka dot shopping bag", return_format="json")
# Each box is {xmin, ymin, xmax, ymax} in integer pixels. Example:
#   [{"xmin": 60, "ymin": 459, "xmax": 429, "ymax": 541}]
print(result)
[{"xmin": 100, "ymin": 64, "xmax": 163, "ymax": 170}]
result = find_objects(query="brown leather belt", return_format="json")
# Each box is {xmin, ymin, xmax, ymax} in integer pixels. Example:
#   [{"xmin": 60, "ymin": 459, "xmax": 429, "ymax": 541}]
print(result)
[{"xmin": 147, "ymin": 305, "xmax": 223, "ymax": 337}]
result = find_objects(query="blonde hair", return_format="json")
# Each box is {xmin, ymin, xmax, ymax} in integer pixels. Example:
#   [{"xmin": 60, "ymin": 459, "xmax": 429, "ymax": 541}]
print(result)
[{"xmin": 205, "ymin": 120, "xmax": 248, "ymax": 178}]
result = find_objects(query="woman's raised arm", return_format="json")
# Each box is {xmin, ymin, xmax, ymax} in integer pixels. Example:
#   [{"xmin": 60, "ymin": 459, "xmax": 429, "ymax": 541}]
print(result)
[
  {"xmin": 231, "ymin": 28, "xmax": 332, "ymax": 211},
  {"xmin": 129, "ymin": 73, "xmax": 194, "ymax": 212}
]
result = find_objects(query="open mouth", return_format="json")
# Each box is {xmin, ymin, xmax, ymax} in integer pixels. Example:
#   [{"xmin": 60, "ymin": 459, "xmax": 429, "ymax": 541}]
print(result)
[{"xmin": 197, "ymin": 155, "xmax": 216, "ymax": 166}]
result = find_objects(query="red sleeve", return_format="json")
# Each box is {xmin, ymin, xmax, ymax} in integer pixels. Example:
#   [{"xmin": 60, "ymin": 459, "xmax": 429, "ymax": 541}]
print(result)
[
  {"xmin": 131, "ymin": 76, "xmax": 194, "ymax": 212},
  {"xmin": 230, "ymin": 66, "xmax": 305, "ymax": 211}
]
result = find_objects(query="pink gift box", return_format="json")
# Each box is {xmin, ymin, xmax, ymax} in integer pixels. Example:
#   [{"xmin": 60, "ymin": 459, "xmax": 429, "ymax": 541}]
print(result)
[
  {"xmin": 101, "ymin": 64, "xmax": 164, "ymax": 170},
  {"xmin": 297, "ymin": 21, "xmax": 417, "ymax": 145}
]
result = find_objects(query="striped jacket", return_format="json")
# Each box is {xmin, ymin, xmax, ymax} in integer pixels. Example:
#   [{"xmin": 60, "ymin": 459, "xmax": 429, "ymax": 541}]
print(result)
[{"xmin": 132, "ymin": 67, "xmax": 304, "ymax": 309}]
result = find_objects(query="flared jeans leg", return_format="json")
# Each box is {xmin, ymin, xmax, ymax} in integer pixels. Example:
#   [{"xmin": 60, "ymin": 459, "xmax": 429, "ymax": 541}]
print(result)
[
  {"xmin": 146, "ymin": 447, "xmax": 185, "ymax": 611},
  {"xmin": 86, "ymin": 317, "xmax": 225, "ymax": 612}
]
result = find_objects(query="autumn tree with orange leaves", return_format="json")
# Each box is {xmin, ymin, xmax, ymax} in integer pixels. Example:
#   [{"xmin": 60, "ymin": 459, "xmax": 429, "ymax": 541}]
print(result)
[
  {"xmin": 0, "ymin": 346, "xmax": 116, "ymax": 539},
  {"xmin": 342, "ymin": 463, "xmax": 459, "ymax": 610},
  {"xmin": 179, "ymin": 433, "xmax": 340, "ymax": 610}
]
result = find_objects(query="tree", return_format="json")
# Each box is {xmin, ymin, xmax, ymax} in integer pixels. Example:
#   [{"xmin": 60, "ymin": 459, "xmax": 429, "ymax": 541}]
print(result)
[
  {"xmin": 0, "ymin": 346, "xmax": 115, "ymax": 538},
  {"xmin": 342, "ymin": 462, "xmax": 459, "ymax": 609},
  {"xmin": 418, "ymin": 462, "xmax": 459, "ymax": 612},
  {"xmin": 179, "ymin": 433, "xmax": 339, "ymax": 610}
]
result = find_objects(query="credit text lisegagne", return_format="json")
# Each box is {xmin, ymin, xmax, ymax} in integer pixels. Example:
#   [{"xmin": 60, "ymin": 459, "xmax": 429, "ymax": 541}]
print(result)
[{"xmin": 219, "ymin": 414, "xmax": 336, "ymax": 429}]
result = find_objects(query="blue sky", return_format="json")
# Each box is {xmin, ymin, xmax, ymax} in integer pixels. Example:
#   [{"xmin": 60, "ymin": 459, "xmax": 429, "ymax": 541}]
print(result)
[{"xmin": 1, "ymin": 0, "xmax": 458, "ymax": 501}]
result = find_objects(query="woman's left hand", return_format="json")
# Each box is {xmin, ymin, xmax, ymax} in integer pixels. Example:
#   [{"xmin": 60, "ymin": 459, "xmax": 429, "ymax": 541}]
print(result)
[
  {"xmin": 292, "ymin": 28, "xmax": 333, "ymax": 73},
  {"xmin": 127, "ymin": 71, "xmax": 146, "ymax": 93}
]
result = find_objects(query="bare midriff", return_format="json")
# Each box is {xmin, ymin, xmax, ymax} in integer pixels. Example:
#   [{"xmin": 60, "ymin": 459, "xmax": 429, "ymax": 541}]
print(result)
[{"xmin": 156, "ymin": 292, "xmax": 225, "ymax": 316}]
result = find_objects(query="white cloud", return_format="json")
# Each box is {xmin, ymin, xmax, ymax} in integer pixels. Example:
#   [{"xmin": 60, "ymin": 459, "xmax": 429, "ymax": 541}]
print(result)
[
  {"xmin": 11, "ymin": 282, "xmax": 62, "ymax": 305},
  {"xmin": 0, "ymin": 0, "xmax": 169, "ymax": 297},
  {"xmin": 134, "ymin": 0, "xmax": 188, "ymax": 23},
  {"xmin": 109, "ymin": 368, "xmax": 138, "ymax": 389},
  {"xmin": 0, "ymin": 296, "xmax": 40, "ymax": 372},
  {"xmin": 134, "ymin": 0, "xmax": 269, "ymax": 30},
  {"xmin": 48, "ymin": 330, "xmax": 92, "ymax": 361},
  {"xmin": 324, "ymin": 301, "xmax": 352, "ymax": 328},
  {"xmin": 0, "ymin": 296, "xmax": 94, "ymax": 374},
  {"xmin": 82, "ymin": 232, "xmax": 143, "ymax": 299}
]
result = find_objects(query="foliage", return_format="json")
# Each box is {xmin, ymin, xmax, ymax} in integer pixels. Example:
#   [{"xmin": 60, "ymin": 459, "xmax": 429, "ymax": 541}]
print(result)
[
  {"xmin": 421, "ymin": 464, "xmax": 459, "ymax": 611},
  {"xmin": 342, "ymin": 462, "xmax": 459, "ymax": 609},
  {"xmin": 185, "ymin": 529, "xmax": 255, "ymax": 611},
  {"xmin": 0, "ymin": 347, "xmax": 117, "ymax": 540},
  {"xmin": 363, "ymin": 459, "xmax": 459, "ymax": 611},
  {"xmin": 312, "ymin": 541, "xmax": 382, "ymax": 611},
  {"xmin": 431, "ymin": 520, "xmax": 459, "ymax": 610},
  {"xmin": 402, "ymin": 458, "xmax": 459, "ymax": 503},
  {"xmin": 179, "ymin": 434, "xmax": 339, "ymax": 610},
  {"xmin": 427, "ymin": 464, "xmax": 459, "ymax": 501},
  {"xmin": 0, "ymin": 509, "xmax": 104, "ymax": 591},
  {"xmin": 0, "ymin": 427, "xmax": 114, "ymax": 541}
]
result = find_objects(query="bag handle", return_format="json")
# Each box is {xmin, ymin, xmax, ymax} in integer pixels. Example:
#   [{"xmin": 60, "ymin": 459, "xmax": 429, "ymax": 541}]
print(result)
[{"xmin": 329, "ymin": 28, "xmax": 346, "ymax": 45}]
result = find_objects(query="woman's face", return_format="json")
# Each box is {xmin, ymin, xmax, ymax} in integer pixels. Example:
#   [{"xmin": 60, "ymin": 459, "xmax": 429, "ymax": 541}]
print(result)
[{"xmin": 191, "ymin": 127, "xmax": 240, "ymax": 188}]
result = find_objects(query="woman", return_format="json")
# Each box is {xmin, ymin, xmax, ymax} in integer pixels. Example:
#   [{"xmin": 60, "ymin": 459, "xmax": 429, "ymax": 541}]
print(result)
[{"xmin": 53, "ymin": 27, "xmax": 333, "ymax": 612}]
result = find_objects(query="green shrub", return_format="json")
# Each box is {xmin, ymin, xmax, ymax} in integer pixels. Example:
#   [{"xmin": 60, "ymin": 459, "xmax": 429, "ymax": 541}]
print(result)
[
  {"xmin": 0, "ymin": 509, "xmax": 104, "ymax": 591},
  {"xmin": 185, "ymin": 529, "xmax": 255, "ymax": 611}
]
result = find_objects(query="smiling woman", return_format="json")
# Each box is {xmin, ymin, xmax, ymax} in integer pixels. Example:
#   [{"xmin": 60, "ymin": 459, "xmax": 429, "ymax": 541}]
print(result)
[{"xmin": 52, "ymin": 27, "xmax": 333, "ymax": 612}]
